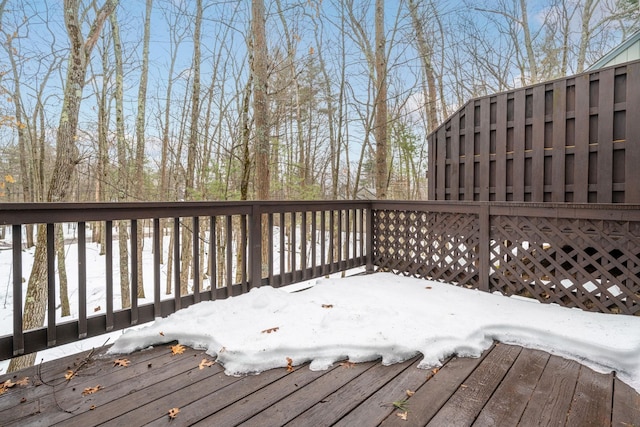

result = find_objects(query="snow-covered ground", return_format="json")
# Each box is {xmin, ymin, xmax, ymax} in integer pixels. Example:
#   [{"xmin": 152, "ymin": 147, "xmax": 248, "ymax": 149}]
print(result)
[
  {"xmin": 108, "ymin": 272, "xmax": 640, "ymax": 393},
  {"xmin": 1, "ymin": 225, "xmax": 639, "ymax": 394}
]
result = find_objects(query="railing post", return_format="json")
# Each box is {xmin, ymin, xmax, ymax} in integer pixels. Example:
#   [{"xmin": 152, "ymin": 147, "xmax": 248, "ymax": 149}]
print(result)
[
  {"xmin": 478, "ymin": 203, "xmax": 490, "ymax": 292},
  {"xmin": 250, "ymin": 203, "xmax": 263, "ymax": 289},
  {"xmin": 366, "ymin": 204, "xmax": 374, "ymax": 273}
]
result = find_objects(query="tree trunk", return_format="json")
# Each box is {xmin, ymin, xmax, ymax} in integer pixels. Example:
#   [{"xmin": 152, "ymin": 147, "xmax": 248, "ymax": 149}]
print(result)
[
  {"xmin": 55, "ymin": 225, "xmax": 70, "ymax": 317},
  {"xmin": 110, "ymin": 10, "xmax": 131, "ymax": 308},
  {"xmin": 374, "ymin": 0, "xmax": 388, "ymax": 200},
  {"xmin": 8, "ymin": 0, "xmax": 117, "ymax": 373}
]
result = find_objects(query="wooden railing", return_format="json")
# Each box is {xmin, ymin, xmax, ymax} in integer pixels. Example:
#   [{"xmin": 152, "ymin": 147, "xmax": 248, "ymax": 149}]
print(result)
[
  {"xmin": 0, "ymin": 201, "xmax": 370, "ymax": 361},
  {"xmin": 1, "ymin": 200, "xmax": 639, "ymax": 362},
  {"xmin": 372, "ymin": 201, "xmax": 640, "ymax": 316}
]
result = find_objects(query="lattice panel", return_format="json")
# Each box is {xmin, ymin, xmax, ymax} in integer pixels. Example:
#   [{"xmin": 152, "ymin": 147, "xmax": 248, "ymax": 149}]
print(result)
[
  {"xmin": 373, "ymin": 210, "xmax": 480, "ymax": 287},
  {"xmin": 488, "ymin": 216, "xmax": 640, "ymax": 315}
]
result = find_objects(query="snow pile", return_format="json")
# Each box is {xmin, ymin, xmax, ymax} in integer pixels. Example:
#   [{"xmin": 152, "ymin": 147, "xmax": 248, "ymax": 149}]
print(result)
[{"xmin": 108, "ymin": 273, "xmax": 640, "ymax": 392}]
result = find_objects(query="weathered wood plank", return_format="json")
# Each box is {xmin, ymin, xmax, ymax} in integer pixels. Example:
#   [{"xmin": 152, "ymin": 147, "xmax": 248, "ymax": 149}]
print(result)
[
  {"xmin": 518, "ymin": 355, "xmax": 580, "ymax": 425},
  {"xmin": 565, "ymin": 366, "xmax": 613, "ymax": 427},
  {"xmin": 52, "ymin": 348, "xmax": 230, "ymax": 427},
  {"xmin": 425, "ymin": 344, "xmax": 521, "ymax": 426},
  {"xmin": 100, "ymin": 362, "xmax": 288, "ymax": 427},
  {"xmin": 186, "ymin": 363, "xmax": 331, "ymax": 426},
  {"xmin": 379, "ymin": 351, "xmax": 490, "ymax": 427},
  {"xmin": 332, "ymin": 357, "xmax": 427, "ymax": 427},
  {"xmin": 239, "ymin": 360, "xmax": 376, "ymax": 427},
  {"xmin": 612, "ymin": 377, "xmax": 640, "ymax": 426},
  {"xmin": 287, "ymin": 358, "xmax": 418, "ymax": 427},
  {"xmin": 473, "ymin": 348, "xmax": 549, "ymax": 426}
]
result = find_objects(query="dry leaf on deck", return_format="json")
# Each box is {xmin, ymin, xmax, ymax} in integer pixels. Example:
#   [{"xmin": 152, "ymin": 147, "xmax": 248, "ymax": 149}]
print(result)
[
  {"xmin": 168, "ymin": 407, "xmax": 180, "ymax": 419},
  {"xmin": 286, "ymin": 357, "xmax": 294, "ymax": 372},
  {"xmin": 0, "ymin": 377, "xmax": 29, "ymax": 395},
  {"xmin": 64, "ymin": 370, "xmax": 76, "ymax": 381},
  {"xmin": 261, "ymin": 327, "xmax": 279, "ymax": 334},
  {"xmin": 431, "ymin": 368, "xmax": 439, "ymax": 375},
  {"xmin": 397, "ymin": 411, "xmax": 408, "ymax": 421},
  {"xmin": 405, "ymin": 389, "xmax": 415, "ymax": 397},
  {"xmin": 94, "ymin": 306, "xmax": 101, "ymax": 312},
  {"xmin": 170, "ymin": 344, "xmax": 186, "ymax": 355},
  {"xmin": 321, "ymin": 304, "xmax": 333, "ymax": 308},
  {"xmin": 159, "ymin": 331, "xmax": 165, "ymax": 336},
  {"xmin": 113, "ymin": 358, "xmax": 130, "ymax": 367},
  {"xmin": 199, "ymin": 359, "xmax": 215, "ymax": 370},
  {"xmin": 425, "ymin": 286, "xmax": 432, "ymax": 289},
  {"xmin": 339, "ymin": 361, "xmax": 356, "ymax": 368},
  {"xmin": 82, "ymin": 385, "xmax": 102, "ymax": 396}
]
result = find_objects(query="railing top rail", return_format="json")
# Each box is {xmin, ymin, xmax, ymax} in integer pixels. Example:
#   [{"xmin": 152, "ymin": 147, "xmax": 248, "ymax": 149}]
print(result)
[{"xmin": 0, "ymin": 200, "xmax": 374, "ymax": 225}]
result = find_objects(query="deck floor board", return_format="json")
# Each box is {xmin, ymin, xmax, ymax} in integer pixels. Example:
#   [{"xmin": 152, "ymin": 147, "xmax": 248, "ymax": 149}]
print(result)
[{"xmin": 0, "ymin": 342, "xmax": 638, "ymax": 426}]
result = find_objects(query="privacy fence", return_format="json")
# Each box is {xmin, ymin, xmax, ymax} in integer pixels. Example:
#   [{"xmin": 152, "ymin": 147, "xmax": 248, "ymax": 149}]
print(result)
[
  {"xmin": 0, "ymin": 200, "xmax": 638, "ymax": 361},
  {"xmin": 428, "ymin": 60, "xmax": 640, "ymax": 203}
]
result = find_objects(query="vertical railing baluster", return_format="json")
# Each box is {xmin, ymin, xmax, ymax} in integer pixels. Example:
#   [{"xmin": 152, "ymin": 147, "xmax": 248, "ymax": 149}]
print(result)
[
  {"xmin": 321, "ymin": 210, "xmax": 327, "ymax": 276},
  {"xmin": 193, "ymin": 216, "xmax": 200, "ymax": 303},
  {"xmin": 78, "ymin": 222, "xmax": 87, "ymax": 339},
  {"xmin": 12, "ymin": 224, "xmax": 23, "ymax": 355},
  {"xmin": 359, "ymin": 208, "xmax": 364, "ymax": 260},
  {"xmin": 240, "ymin": 214, "xmax": 247, "ymax": 293},
  {"xmin": 153, "ymin": 218, "xmax": 161, "ymax": 317},
  {"xmin": 301, "ymin": 211, "xmax": 307, "ymax": 280},
  {"xmin": 46, "ymin": 223, "xmax": 56, "ymax": 346},
  {"xmin": 311, "ymin": 211, "xmax": 317, "ymax": 277},
  {"xmin": 337, "ymin": 210, "xmax": 343, "ymax": 272},
  {"xmin": 290, "ymin": 212, "xmax": 297, "ymax": 283},
  {"xmin": 279, "ymin": 212, "xmax": 285, "ymax": 285},
  {"xmin": 131, "ymin": 219, "xmax": 138, "ymax": 325},
  {"xmin": 174, "ymin": 218, "xmax": 181, "ymax": 310},
  {"xmin": 329, "ymin": 210, "xmax": 335, "ymax": 273},
  {"xmin": 268, "ymin": 213, "xmax": 274, "ymax": 285},
  {"xmin": 209, "ymin": 216, "xmax": 217, "ymax": 300},
  {"xmin": 226, "ymin": 215, "xmax": 233, "ymax": 297},
  {"xmin": 366, "ymin": 207, "xmax": 374, "ymax": 273},
  {"xmin": 106, "ymin": 221, "xmax": 114, "ymax": 331},
  {"xmin": 345, "ymin": 209, "xmax": 350, "ymax": 269},
  {"xmin": 249, "ymin": 206, "xmax": 263, "ymax": 290}
]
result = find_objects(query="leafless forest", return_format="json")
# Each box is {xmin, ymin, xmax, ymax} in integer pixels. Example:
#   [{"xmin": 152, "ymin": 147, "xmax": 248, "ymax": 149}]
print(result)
[{"xmin": 0, "ymin": 0, "xmax": 637, "ymax": 204}]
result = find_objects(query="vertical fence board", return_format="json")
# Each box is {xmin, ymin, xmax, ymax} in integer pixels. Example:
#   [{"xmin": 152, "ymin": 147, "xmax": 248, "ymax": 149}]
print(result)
[
  {"xmin": 174, "ymin": 218, "xmax": 181, "ymax": 309},
  {"xmin": 480, "ymin": 98, "xmax": 491, "ymax": 200},
  {"xmin": 451, "ymin": 112, "xmax": 461, "ymax": 200},
  {"xmin": 437, "ymin": 126, "xmax": 447, "ymax": 200},
  {"xmin": 552, "ymin": 82, "xmax": 567, "ymax": 202},
  {"xmin": 626, "ymin": 62, "xmax": 640, "ymax": 203},
  {"xmin": 513, "ymin": 91, "xmax": 526, "ymax": 201},
  {"xmin": 209, "ymin": 216, "xmax": 217, "ymax": 299},
  {"xmin": 495, "ymin": 94, "xmax": 508, "ymax": 201},
  {"xmin": 574, "ymin": 75, "xmax": 590, "ymax": 202},
  {"xmin": 532, "ymin": 85, "xmax": 545, "ymax": 201},
  {"xmin": 597, "ymin": 68, "xmax": 615, "ymax": 202},
  {"xmin": 465, "ymin": 104, "xmax": 475, "ymax": 200}
]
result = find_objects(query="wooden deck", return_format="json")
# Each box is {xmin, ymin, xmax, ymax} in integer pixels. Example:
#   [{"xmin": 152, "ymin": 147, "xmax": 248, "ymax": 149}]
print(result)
[{"xmin": 1, "ymin": 342, "xmax": 638, "ymax": 426}]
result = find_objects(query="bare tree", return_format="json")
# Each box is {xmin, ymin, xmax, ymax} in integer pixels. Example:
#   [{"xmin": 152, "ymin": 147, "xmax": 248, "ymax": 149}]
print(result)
[{"xmin": 8, "ymin": 0, "xmax": 118, "ymax": 372}]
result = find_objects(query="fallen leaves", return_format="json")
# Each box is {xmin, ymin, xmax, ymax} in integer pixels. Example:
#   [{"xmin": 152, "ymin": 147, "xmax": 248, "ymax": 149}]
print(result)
[
  {"xmin": 339, "ymin": 361, "xmax": 356, "ymax": 368},
  {"xmin": 199, "ymin": 359, "xmax": 215, "ymax": 370},
  {"xmin": 113, "ymin": 358, "xmax": 130, "ymax": 367},
  {"xmin": 425, "ymin": 286, "xmax": 432, "ymax": 289},
  {"xmin": 286, "ymin": 357, "xmax": 294, "ymax": 372},
  {"xmin": 82, "ymin": 385, "xmax": 102, "ymax": 396},
  {"xmin": 93, "ymin": 306, "xmax": 101, "ymax": 312},
  {"xmin": 64, "ymin": 370, "xmax": 76, "ymax": 381},
  {"xmin": 405, "ymin": 389, "xmax": 415, "ymax": 397},
  {"xmin": 321, "ymin": 304, "xmax": 333, "ymax": 308},
  {"xmin": 170, "ymin": 344, "xmax": 186, "ymax": 355},
  {"xmin": 431, "ymin": 368, "xmax": 439, "ymax": 375},
  {"xmin": 261, "ymin": 327, "xmax": 279, "ymax": 334},
  {"xmin": 0, "ymin": 377, "xmax": 29, "ymax": 395},
  {"xmin": 168, "ymin": 407, "xmax": 180, "ymax": 420},
  {"xmin": 396, "ymin": 411, "xmax": 408, "ymax": 421}
]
